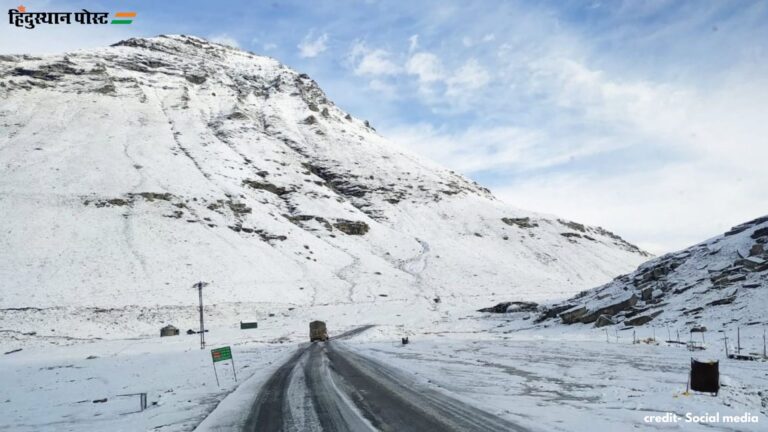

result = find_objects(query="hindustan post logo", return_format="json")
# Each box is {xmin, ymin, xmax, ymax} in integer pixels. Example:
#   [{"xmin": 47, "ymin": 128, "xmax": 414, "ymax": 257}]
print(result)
[{"xmin": 8, "ymin": 5, "xmax": 137, "ymax": 29}]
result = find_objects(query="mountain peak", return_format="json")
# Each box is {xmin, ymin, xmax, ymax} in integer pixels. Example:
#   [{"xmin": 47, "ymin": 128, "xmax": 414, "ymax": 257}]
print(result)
[
  {"xmin": 1, "ymin": 36, "xmax": 648, "ymax": 327},
  {"xmin": 111, "ymin": 34, "xmax": 262, "ymax": 59}
]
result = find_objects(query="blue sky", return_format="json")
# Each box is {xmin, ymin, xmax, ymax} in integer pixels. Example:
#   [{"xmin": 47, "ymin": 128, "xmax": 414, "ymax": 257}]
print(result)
[{"xmin": 3, "ymin": 0, "xmax": 768, "ymax": 253}]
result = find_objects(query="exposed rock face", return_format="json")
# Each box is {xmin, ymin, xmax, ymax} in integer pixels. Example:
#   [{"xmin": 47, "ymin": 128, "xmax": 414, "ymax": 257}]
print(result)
[
  {"xmin": 559, "ymin": 306, "xmax": 589, "ymax": 324},
  {"xmin": 751, "ymin": 226, "xmax": 768, "ymax": 239},
  {"xmin": 242, "ymin": 179, "xmax": 291, "ymax": 196},
  {"xmin": 595, "ymin": 315, "xmax": 615, "ymax": 328},
  {"xmin": 533, "ymin": 216, "xmax": 768, "ymax": 330},
  {"xmin": 534, "ymin": 304, "xmax": 575, "ymax": 323},
  {"xmin": 502, "ymin": 217, "xmax": 538, "ymax": 229},
  {"xmin": 478, "ymin": 301, "xmax": 538, "ymax": 313},
  {"xmin": 579, "ymin": 295, "xmax": 638, "ymax": 324},
  {"xmin": 558, "ymin": 295, "xmax": 637, "ymax": 325},
  {"xmin": 624, "ymin": 311, "xmax": 662, "ymax": 326},
  {"xmin": 332, "ymin": 220, "xmax": 370, "ymax": 235}
]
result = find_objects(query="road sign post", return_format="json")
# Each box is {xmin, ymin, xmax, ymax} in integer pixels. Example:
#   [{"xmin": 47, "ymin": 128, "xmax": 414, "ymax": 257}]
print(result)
[
  {"xmin": 211, "ymin": 346, "xmax": 236, "ymax": 386},
  {"xmin": 212, "ymin": 361, "xmax": 219, "ymax": 387}
]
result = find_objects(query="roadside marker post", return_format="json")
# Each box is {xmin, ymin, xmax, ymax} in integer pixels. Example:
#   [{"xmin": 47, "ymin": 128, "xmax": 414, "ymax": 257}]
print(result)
[
  {"xmin": 211, "ymin": 346, "xmax": 237, "ymax": 386},
  {"xmin": 193, "ymin": 281, "xmax": 209, "ymax": 350}
]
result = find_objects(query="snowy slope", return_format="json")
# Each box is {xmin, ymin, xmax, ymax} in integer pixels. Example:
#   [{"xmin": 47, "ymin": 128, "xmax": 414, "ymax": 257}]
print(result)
[
  {"xmin": 524, "ymin": 216, "xmax": 768, "ymax": 331},
  {"xmin": 0, "ymin": 35, "xmax": 649, "ymax": 327}
]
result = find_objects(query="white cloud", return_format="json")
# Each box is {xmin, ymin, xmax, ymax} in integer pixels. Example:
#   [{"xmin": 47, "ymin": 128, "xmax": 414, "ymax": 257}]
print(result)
[
  {"xmin": 354, "ymin": 49, "xmax": 400, "ymax": 76},
  {"xmin": 368, "ymin": 79, "xmax": 398, "ymax": 97},
  {"xmin": 385, "ymin": 123, "xmax": 543, "ymax": 174},
  {"xmin": 392, "ymin": 51, "xmax": 768, "ymax": 253},
  {"xmin": 408, "ymin": 34, "xmax": 419, "ymax": 53},
  {"xmin": 528, "ymin": 55, "xmax": 768, "ymax": 170},
  {"xmin": 209, "ymin": 34, "xmax": 240, "ymax": 48},
  {"xmin": 298, "ymin": 32, "xmax": 329, "ymax": 58},
  {"xmin": 405, "ymin": 52, "xmax": 444, "ymax": 83},
  {"xmin": 250, "ymin": 37, "xmax": 277, "ymax": 52},
  {"xmin": 446, "ymin": 58, "xmax": 491, "ymax": 96},
  {"xmin": 494, "ymin": 160, "xmax": 768, "ymax": 255},
  {"xmin": 384, "ymin": 120, "xmax": 630, "ymax": 176},
  {"xmin": 460, "ymin": 33, "xmax": 494, "ymax": 48},
  {"xmin": 347, "ymin": 2, "xmax": 768, "ymax": 255}
]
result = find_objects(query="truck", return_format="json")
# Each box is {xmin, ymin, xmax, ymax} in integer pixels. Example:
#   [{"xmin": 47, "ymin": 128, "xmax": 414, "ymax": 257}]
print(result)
[{"xmin": 309, "ymin": 320, "xmax": 328, "ymax": 342}]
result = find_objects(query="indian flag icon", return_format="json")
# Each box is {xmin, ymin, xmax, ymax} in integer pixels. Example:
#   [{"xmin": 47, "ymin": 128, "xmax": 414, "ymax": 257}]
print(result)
[{"xmin": 111, "ymin": 12, "xmax": 136, "ymax": 24}]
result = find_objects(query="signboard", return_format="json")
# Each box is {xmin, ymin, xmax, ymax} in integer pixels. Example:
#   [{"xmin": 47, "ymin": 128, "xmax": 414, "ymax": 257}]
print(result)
[
  {"xmin": 210, "ymin": 346, "xmax": 237, "ymax": 386},
  {"xmin": 211, "ymin": 346, "xmax": 232, "ymax": 363}
]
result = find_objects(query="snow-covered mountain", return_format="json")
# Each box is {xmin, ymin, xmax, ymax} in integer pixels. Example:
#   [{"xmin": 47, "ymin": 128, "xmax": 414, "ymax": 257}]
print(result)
[
  {"xmin": 529, "ymin": 216, "xmax": 768, "ymax": 330},
  {"xmin": 0, "ymin": 35, "xmax": 649, "ymax": 318}
]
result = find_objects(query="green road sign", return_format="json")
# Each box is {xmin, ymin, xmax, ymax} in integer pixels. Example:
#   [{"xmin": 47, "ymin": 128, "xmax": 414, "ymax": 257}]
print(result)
[{"xmin": 211, "ymin": 346, "xmax": 232, "ymax": 363}]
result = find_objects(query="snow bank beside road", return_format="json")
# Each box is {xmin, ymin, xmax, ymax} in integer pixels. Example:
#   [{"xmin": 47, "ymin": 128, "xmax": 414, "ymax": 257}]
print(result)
[{"xmin": 0, "ymin": 328, "xmax": 294, "ymax": 432}]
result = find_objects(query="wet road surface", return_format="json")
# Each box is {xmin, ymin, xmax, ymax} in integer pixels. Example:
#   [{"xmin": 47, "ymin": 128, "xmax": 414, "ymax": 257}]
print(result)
[{"xmin": 244, "ymin": 327, "xmax": 528, "ymax": 432}]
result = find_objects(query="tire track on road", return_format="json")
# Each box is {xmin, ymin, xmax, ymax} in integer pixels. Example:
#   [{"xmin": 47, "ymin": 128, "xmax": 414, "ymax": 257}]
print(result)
[{"xmin": 243, "ymin": 325, "xmax": 530, "ymax": 432}]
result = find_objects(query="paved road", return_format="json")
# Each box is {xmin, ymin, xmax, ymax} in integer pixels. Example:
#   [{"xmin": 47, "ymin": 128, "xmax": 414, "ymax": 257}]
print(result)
[{"xmin": 243, "ymin": 327, "xmax": 528, "ymax": 432}]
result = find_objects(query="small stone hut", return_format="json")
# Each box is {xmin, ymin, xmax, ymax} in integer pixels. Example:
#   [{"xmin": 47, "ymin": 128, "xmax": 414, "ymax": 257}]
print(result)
[{"xmin": 160, "ymin": 325, "xmax": 179, "ymax": 337}]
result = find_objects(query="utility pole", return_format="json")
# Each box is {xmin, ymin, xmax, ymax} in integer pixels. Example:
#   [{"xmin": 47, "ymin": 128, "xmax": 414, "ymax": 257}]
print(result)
[{"xmin": 194, "ymin": 281, "xmax": 209, "ymax": 350}]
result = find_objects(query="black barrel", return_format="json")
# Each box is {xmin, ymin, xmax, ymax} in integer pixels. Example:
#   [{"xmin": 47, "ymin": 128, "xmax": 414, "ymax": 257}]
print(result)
[{"xmin": 690, "ymin": 359, "xmax": 719, "ymax": 394}]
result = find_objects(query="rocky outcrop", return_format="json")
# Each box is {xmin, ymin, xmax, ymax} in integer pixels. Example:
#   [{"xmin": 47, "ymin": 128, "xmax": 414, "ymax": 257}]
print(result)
[
  {"xmin": 624, "ymin": 310, "xmax": 663, "ymax": 326},
  {"xmin": 501, "ymin": 217, "xmax": 538, "ymax": 229},
  {"xmin": 557, "ymin": 294, "xmax": 638, "ymax": 325},
  {"xmin": 595, "ymin": 315, "xmax": 615, "ymax": 328},
  {"xmin": 243, "ymin": 179, "xmax": 291, "ymax": 196},
  {"xmin": 531, "ymin": 215, "xmax": 768, "ymax": 330},
  {"xmin": 752, "ymin": 227, "xmax": 768, "ymax": 239},
  {"xmin": 726, "ymin": 216, "xmax": 768, "ymax": 236},
  {"xmin": 478, "ymin": 301, "xmax": 538, "ymax": 313},
  {"xmin": 333, "ymin": 220, "xmax": 369, "ymax": 235},
  {"xmin": 534, "ymin": 304, "xmax": 575, "ymax": 323},
  {"xmin": 559, "ymin": 306, "xmax": 588, "ymax": 324},
  {"xmin": 558, "ymin": 219, "xmax": 586, "ymax": 232},
  {"xmin": 581, "ymin": 295, "xmax": 638, "ymax": 324}
]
